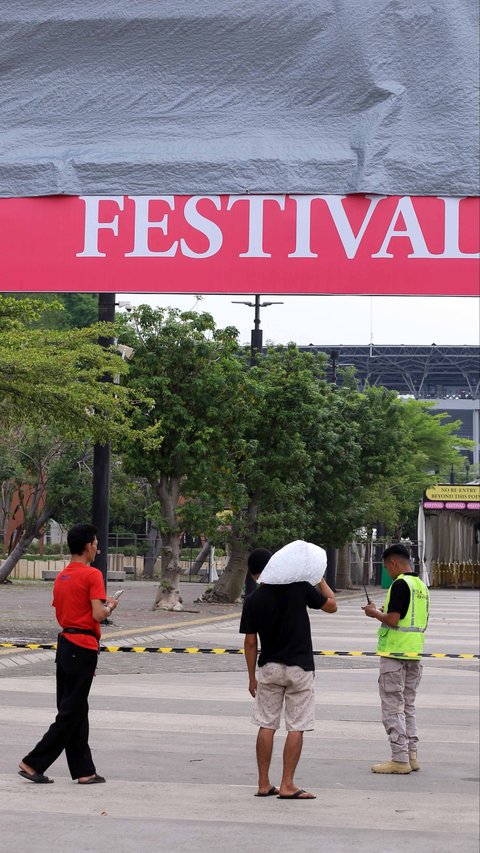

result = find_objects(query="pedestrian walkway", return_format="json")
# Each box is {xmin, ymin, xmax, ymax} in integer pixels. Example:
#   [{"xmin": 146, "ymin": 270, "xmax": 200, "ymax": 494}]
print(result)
[
  {"xmin": 0, "ymin": 663, "xmax": 478, "ymax": 851},
  {"xmin": 97, "ymin": 587, "xmax": 477, "ymax": 659},
  {"xmin": 0, "ymin": 589, "xmax": 478, "ymax": 852},
  {"xmin": 1, "ymin": 587, "xmax": 478, "ymax": 667}
]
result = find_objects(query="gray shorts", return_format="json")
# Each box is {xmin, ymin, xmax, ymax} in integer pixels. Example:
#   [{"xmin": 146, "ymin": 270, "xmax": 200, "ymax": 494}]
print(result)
[{"xmin": 253, "ymin": 662, "xmax": 316, "ymax": 731}]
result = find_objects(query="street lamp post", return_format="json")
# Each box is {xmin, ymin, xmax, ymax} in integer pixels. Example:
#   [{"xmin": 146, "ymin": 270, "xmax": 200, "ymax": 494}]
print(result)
[
  {"xmin": 232, "ymin": 295, "xmax": 283, "ymax": 595},
  {"xmin": 325, "ymin": 350, "xmax": 340, "ymax": 590},
  {"xmin": 330, "ymin": 350, "xmax": 339, "ymax": 385},
  {"xmin": 91, "ymin": 293, "xmax": 116, "ymax": 589},
  {"xmin": 232, "ymin": 295, "xmax": 283, "ymax": 364}
]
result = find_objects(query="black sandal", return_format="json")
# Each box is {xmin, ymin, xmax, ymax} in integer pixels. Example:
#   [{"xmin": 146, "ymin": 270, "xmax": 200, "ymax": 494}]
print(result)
[
  {"xmin": 255, "ymin": 786, "xmax": 279, "ymax": 797},
  {"xmin": 78, "ymin": 774, "xmax": 106, "ymax": 784},
  {"xmin": 18, "ymin": 770, "xmax": 54, "ymax": 784},
  {"xmin": 277, "ymin": 789, "xmax": 316, "ymax": 799}
]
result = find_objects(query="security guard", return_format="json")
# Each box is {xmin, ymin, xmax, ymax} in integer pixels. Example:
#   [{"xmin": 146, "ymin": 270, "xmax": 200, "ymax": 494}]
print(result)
[{"xmin": 363, "ymin": 543, "xmax": 429, "ymax": 774}]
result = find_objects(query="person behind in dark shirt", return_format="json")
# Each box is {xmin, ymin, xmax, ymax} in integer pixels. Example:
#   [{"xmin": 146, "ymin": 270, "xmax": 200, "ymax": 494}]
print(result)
[
  {"xmin": 240, "ymin": 547, "xmax": 336, "ymax": 800},
  {"xmin": 18, "ymin": 523, "xmax": 119, "ymax": 785}
]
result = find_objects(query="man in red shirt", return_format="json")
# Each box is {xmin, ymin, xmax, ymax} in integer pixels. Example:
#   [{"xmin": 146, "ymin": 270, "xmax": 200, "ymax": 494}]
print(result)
[{"xmin": 18, "ymin": 523, "xmax": 118, "ymax": 784}]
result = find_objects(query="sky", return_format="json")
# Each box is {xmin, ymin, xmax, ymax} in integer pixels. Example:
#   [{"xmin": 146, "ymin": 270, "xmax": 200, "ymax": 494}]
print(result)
[{"xmin": 121, "ymin": 294, "xmax": 479, "ymax": 348}]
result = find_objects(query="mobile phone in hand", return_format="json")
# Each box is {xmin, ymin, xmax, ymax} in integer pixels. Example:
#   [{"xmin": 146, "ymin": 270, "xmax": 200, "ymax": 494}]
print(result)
[{"xmin": 113, "ymin": 589, "xmax": 124, "ymax": 600}]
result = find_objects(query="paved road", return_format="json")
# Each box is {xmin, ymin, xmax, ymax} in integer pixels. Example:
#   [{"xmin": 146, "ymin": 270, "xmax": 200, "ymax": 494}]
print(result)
[{"xmin": 0, "ymin": 588, "xmax": 478, "ymax": 852}]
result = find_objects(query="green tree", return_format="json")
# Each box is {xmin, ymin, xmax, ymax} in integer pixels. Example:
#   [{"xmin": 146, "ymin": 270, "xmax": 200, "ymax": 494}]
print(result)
[
  {"xmin": 119, "ymin": 306, "xmax": 246, "ymax": 610},
  {"xmin": 0, "ymin": 428, "xmax": 94, "ymax": 581},
  {"xmin": 207, "ymin": 346, "xmax": 340, "ymax": 602},
  {"xmin": 0, "ymin": 294, "xmax": 141, "ymax": 581},
  {"xmin": 369, "ymin": 399, "xmax": 472, "ymax": 539},
  {"xmin": 11, "ymin": 293, "xmax": 98, "ymax": 329},
  {"xmin": 208, "ymin": 368, "xmax": 471, "ymax": 598},
  {"xmin": 0, "ymin": 295, "xmax": 130, "ymax": 440},
  {"xmin": 0, "ymin": 437, "xmax": 161, "ymax": 583},
  {"xmin": 324, "ymin": 392, "xmax": 471, "ymax": 587}
]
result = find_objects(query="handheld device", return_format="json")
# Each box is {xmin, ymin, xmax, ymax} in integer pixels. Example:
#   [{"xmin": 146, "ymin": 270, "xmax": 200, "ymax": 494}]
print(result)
[
  {"xmin": 113, "ymin": 589, "xmax": 124, "ymax": 600},
  {"xmin": 363, "ymin": 584, "xmax": 371, "ymax": 604}
]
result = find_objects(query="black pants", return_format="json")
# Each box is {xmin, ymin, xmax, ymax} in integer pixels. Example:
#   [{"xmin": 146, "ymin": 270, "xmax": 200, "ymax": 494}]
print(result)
[
  {"xmin": 244, "ymin": 572, "xmax": 257, "ymax": 597},
  {"xmin": 23, "ymin": 636, "xmax": 98, "ymax": 779}
]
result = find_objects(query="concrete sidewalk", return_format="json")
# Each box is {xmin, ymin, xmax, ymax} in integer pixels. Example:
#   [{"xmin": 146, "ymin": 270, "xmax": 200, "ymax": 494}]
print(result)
[
  {"xmin": 0, "ymin": 663, "xmax": 478, "ymax": 853},
  {"xmin": 0, "ymin": 578, "xmax": 242, "ymax": 642},
  {"xmin": 0, "ymin": 586, "xmax": 478, "ymax": 852}
]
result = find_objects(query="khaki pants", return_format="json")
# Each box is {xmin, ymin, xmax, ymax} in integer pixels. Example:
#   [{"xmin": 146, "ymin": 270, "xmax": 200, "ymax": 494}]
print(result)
[{"xmin": 378, "ymin": 657, "xmax": 423, "ymax": 762}]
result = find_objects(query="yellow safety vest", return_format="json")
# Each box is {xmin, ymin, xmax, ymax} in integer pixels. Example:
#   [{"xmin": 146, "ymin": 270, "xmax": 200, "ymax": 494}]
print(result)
[{"xmin": 377, "ymin": 573, "xmax": 429, "ymax": 660}]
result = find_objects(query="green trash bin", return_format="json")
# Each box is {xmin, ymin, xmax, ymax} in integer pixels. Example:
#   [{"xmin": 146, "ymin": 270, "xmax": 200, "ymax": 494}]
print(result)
[{"xmin": 381, "ymin": 564, "xmax": 392, "ymax": 589}]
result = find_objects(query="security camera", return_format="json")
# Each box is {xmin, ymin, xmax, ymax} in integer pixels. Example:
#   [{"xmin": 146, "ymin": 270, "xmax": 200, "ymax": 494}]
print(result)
[
  {"xmin": 116, "ymin": 344, "xmax": 135, "ymax": 360},
  {"xmin": 116, "ymin": 301, "xmax": 132, "ymax": 311}
]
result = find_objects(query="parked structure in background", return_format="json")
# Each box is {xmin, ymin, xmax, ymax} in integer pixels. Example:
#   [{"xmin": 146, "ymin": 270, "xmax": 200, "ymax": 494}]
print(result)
[{"xmin": 303, "ymin": 345, "xmax": 480, "ymax": 465}]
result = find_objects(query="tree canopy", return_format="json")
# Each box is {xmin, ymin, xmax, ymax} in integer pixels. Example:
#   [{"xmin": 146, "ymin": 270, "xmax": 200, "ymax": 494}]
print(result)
[
  {"xmin": 118, "ymin": 305, "xmax": 247, "ymax": 608},
  {"xmin": 10, "ymin": 293, "xmax": 99, "ymax": 329},
  {"xmin": 1, "ymin": 294, "xmax": 471, "ymax": 598},
  {"xmin": 0, "ymin": 294, "xmax": 130, "ymax": 442}
]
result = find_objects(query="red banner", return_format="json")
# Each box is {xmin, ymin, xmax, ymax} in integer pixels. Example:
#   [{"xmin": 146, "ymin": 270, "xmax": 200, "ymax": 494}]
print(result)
[{"xmin": 0, "ymin": 194, "xmax": 478, "ymax": 295}]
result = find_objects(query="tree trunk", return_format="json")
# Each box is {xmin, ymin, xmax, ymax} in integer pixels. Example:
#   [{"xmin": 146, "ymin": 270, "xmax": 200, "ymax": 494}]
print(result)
[
  {"xmin": 203, "ymin": 533, "xmax": 249, "ymax": 603},
  {"xmin": 335, "ymin": 543, "xmax": 353, "ymax": 589},
  {"xmin": 190, "ymin": 539, "xmax": 212, "ymax": 574},
  {"xmin": 0, "ymin": 506, "xmax": 51, "ymax": 582},
  {"xmin": 151, "ymin": 473, "xmax": 183, "ymax": 610},
  {"xmin": 143, "ymin": 520, "xmax": 161, "ymax": 579},
  {"xmin": 0, "ymin": 479, "xmax": 14, "ymax": 553},
  {"xmin": 153, "ymin": 531, "xmax": 183, "ymax": 610}
]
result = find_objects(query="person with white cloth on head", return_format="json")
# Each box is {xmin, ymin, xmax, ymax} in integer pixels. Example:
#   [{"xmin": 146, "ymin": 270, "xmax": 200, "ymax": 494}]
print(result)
[{"xmin": 240, "ymin": 541, "xmax": 336, "ymax": 800}]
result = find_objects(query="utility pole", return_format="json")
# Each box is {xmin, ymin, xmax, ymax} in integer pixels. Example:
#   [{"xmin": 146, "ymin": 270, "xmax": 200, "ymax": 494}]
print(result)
[
  {"xmin": 330, "ymin": 349, "xmax": 339, "ymax": 385},
  {"xmin": 232, "ymin": 295, "xmax": 283, "ymax": 595},
  {"xmin": 325, "ymin": 349, "xmax": 340, "ymax": 590},
  {"xmin": 232, "ymin": 295, "xmax": 283, "ymax": 364},
  {"xmin": 91, "ymin": 292, "xmax": 116, "ymax": 589}
]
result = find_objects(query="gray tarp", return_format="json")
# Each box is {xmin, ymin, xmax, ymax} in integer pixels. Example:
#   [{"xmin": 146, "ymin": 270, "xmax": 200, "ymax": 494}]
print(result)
[{"xmin": 0, "ymin": 1, "xmax": 478, "ymax": 198}]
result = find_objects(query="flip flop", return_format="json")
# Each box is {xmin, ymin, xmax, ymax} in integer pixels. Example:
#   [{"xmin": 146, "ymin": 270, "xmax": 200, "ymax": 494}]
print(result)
[
  {"xmin": 78, "ymin": 774, "xmax": 106, "ymax": 785},
  {"xmin": 18, "ymin": 770, "xmax": 54, "ymax": 784},
  {"xmin": 277, "ymin": 789, "xmax": 316, "ymax": 800},
  {"xmin": 255, "ymin": 787, "xmax": 279, "ymax": 797}
]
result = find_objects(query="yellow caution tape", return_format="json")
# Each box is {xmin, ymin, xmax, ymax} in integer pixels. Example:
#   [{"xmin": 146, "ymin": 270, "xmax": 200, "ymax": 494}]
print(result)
[{"xmin": 0, "ymin": 642, "xmax": 477, "ymax": 659}]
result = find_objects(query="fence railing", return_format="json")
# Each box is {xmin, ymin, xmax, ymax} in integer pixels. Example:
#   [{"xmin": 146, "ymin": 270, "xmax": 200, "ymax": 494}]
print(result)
[
  {"xmin": 432, "ymin": 561, "xmax": 480, "ymax": 589},
  {"xmin": 4, "ymin": 554, "xmax": 227, "ymax": 581}
]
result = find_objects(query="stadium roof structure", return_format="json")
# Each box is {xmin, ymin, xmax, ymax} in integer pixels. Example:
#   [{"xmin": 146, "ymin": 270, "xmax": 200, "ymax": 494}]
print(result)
[{"xmin": 301, "ymin": 345, "xmax": 480, "ymax": 399}]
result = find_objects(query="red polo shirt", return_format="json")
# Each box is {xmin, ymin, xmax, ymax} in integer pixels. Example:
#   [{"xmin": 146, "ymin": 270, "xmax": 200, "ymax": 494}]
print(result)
[{"xmin": 53, "ymin": 562, "xmax": 106, "ymax": 650}]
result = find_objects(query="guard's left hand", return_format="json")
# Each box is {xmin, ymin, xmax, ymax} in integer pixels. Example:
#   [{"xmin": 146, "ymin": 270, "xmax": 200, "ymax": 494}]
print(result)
[{"xmin": 362, "ymin": 603, "xmax": 378, "ymax": 618}]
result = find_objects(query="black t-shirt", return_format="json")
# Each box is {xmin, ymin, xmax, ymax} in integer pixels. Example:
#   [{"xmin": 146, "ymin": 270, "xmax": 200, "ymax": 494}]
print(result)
[
  {"xmin": 387, "ymin": 578, "xmax": 412, "ymax": 620},
  {"xmin": 239, "ymin": 582, "xmax": 327, "ymax": 671}
]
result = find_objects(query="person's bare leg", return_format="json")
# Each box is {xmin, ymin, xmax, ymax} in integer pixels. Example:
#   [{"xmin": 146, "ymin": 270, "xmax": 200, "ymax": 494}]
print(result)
[
  {"xmin": 279, "ymin": 731, "xmax": 315, "ymax": 799},
  {"xmin": 256, "ymin": 727, "xmax": 278, "ymax": 794},
  {"xmin": 19, "ymin": 760, "xmax": 37, "ymax": 777}
]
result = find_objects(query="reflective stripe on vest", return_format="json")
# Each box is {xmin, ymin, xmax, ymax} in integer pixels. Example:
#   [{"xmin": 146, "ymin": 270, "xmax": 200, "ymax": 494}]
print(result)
[
  {"xmin": 392, "ymin": 575, "xmax": 429, "ymax": 632},
  {"xmin": 377, "ymin": 574, "xmax": 429, "ymax": 659}
]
